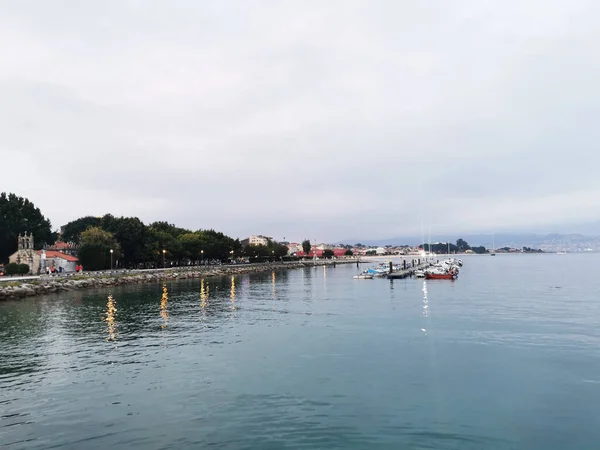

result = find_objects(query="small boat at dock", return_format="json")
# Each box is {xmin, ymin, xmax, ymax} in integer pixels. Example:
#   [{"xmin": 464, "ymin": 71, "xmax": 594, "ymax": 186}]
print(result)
[
  {"xmin": 425, "ymin": 270, "xmax": 457, "ymax": 280},
  {"xmin": 353, "ymin": 274, "xmax": 373, "ymax": 279}
]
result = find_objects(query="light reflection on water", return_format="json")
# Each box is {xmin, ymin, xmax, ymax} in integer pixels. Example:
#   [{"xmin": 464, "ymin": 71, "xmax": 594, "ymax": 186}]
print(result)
[
  {"xmin": 104, "ymin": 293, "xmax": 117, "ymax": 341},
  {"xmin": 2, "ymin": 256, "xmax": 600, "ymax": 449},
  {"xmin": 160, "ymin": 283, "xmax": 169, "ymax": 329},
  {"xmin": 230, "ymin": 275, "xmax": 236, "ymax": 310}
]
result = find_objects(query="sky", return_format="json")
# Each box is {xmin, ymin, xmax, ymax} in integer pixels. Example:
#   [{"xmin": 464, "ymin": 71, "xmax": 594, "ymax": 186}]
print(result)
[{"xmin": 1, "ymin": 0, "xmax": 600, "ymax": 243}]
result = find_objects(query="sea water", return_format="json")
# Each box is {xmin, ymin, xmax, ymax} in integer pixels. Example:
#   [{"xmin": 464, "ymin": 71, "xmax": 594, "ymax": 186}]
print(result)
[{"xmin": 1, "ymin": 254, "xmax": 600, "ymax": 449}]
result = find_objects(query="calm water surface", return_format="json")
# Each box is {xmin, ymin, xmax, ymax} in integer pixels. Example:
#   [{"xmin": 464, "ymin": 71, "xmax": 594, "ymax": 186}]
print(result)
[{"xmin": 2, "ymin": 254, "xmax": 600, "ymax": 449}]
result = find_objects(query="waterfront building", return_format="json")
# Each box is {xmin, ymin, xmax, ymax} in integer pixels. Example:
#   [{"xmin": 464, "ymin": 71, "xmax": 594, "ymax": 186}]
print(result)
[
  {"xmin": 8, "ymin": 233, "xmax": 79, "ymax": 274},
  {"xmin": 241, "ymin": 235, "xmax": 272, "ymax": 246}
]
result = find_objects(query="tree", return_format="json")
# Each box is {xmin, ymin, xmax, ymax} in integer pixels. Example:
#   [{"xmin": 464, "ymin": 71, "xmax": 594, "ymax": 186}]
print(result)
[
  {"xmin": 101, "ymin": 215, "xmax": 148, "ymax": 267},
  {"xmin": 345, "ymin": 249, "xmax": 354, "ymax": 256},
  {"xmin": 18, "ymin": 263, "xmax": 30, "ymax": 275},
  {"xmin": 61, "ymin": 216, "xmax": 102, "ymax": 243},
  {"xmin": 273, "ymin": 243, "xmax": 288, "ymax": 258},
  {"xmin": 302, "ymin": 239, "xmax": 311, "ymax": 255},
  {"xmin": 0, "ymin": 193, "xmax": 56, "ymax": 263},
  {"xmin": 242, "ymin": 244, "xmax": 270, "ymax": 260},
  {"xmin": 77, "ymin": 227, "xmax": 121, "ymax": 270},
  {"xmin": 178, "ymin": 232, "xmax": 204, "ymax": 262},
  {"xmin": 4, "ymin": 262, "xmax": 19, "ymax": 276},
  {"xmin": 456, "ymin": 238, "xmax": 470, "ymax": 252},
  {"xmin": 267, "ymin": 240, "xmax": 289, "ymax": 258},
  {"xmin": 420, "ymin": 243, "xmax": 459, "ymax": 254},
  {"xmin": 323, "ymin": 249, "xmax": 334, "ymax": 259}
]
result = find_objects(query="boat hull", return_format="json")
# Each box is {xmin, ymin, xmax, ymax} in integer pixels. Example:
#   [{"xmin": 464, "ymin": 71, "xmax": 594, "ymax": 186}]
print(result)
[{"xmin": 425, "ymin": 273, "xmax": 457, "ymax": 280}]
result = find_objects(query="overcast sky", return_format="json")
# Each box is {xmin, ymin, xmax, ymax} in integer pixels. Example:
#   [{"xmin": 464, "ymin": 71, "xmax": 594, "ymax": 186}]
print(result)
[{"xmin": 1, "ymin": 0, "xmax": 599, "ymax": 242}]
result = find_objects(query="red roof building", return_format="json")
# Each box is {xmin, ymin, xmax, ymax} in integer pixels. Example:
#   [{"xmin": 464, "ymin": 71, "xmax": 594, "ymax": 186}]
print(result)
[
  {"xmin": 46, "ymin": 241, "xmax": 78, "ymax": 256},
  {"xmin": 296, "ymin": 249, "xmax": 324, "ymax": 257},
  {"xmin": 36, "ymin": 250, "xmax": 79, "ymax": 262}
]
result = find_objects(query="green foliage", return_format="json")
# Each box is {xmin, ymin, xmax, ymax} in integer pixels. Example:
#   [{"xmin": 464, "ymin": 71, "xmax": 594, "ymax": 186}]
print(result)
[
  {"xmin": 269, "ymin": 241, "xmax": 289, "ymax": 258},
  {"xmin": 0, "ymin": 192, "xmax": 56, "ymax": 263},
  {"xmin": 456, "ymin": 239, "xmax": 469, "ymax": 252},
  {"xmin": 366, "ymin": 250, "xmax": 377, "ymax": 256},
  {"xmin": 4, "ymin": 262, "xmax": 20, "ymax": 275},
  {"xmin": 77, "ymin": 227, "xmax": 121, "ymax": 270},
  {"xmin": 302, "ymin": 240, "xmax": 311, "ymax": 255},
  {"xmin": 344, "ymin": 249, "xmax": 354, "ymax": 256},
  {"xmin": 242, "ymin": 244, "xmax": 270, "ymax": 259},
  {"xmin": 61, "ymin": 216, "xmax": 102, "ymax": 243},
  {"xmin": 522, "ymin": 246, "xmax": 543, "ymax": 253},
  {"xmin": 18, "ymin": 264, "xmax": 30, "ymax": 275},
  {"xmin": 323, "ymin": 249, "xmax": 334, "ymax": 259},
  {"xmin": 421, "ymin": 243, "xmax": 459, "ymax": 253},
  {"xmin": 241, "ymin": 241, "xmax": 287, "ymax": 260},
  {"xmin": 60, "ymin": 213, "xmax": 243, "ymax": 268},
  {"xmin": 471, "ymin": 246, "xmax": 488, "ymax": 254},
  {"xmin": 101, "ymin": 215, "xmax": 148, "ymax": 266}
]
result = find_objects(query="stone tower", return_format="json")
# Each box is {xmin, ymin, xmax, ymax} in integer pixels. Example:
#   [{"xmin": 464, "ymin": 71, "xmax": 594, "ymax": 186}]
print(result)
[
  {"xmin": 26, "ymin": 232, "xmax": 34, "ymax": 249},
  {"xmin": 18, "ymin": 232, "xmax": 34, "ymax": 250}
]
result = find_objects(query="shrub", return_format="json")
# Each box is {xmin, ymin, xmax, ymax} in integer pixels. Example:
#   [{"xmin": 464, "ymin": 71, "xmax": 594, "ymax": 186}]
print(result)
[
  {"xmin": 18, "ymin": 264, "xmax": 30, "ymax": 275},
  {"xmin": 5, "ymin": 263, "xmax": 19, "ymax": 275}
]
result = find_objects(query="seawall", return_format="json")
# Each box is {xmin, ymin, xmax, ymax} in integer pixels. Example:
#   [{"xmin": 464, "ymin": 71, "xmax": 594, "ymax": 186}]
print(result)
[{"xmin": 0, "ymin": 260, "xmax": 362, "ymax": 300}]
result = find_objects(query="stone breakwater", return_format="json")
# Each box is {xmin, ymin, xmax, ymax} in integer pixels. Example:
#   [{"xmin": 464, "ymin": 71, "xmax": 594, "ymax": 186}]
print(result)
[{"xmin": 0, "ymin": 260, "xmax": 360, "ymax": 300}]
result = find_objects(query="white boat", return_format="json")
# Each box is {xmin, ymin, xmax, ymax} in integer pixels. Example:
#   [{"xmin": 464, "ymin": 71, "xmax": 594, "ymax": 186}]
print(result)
[{"xmin": 353, "ymin": 275, "xmax": 373, "ymax": 279}]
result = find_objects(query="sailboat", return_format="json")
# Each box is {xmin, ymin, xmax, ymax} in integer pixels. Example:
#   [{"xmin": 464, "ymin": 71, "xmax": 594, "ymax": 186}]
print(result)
[{"xmin": 490, "ymin": 233, "xmax": 496, "ymax": 256}]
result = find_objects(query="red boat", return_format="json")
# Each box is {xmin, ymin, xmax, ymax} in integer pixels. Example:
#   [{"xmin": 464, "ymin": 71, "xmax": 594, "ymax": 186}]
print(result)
[{"xmin": 425, "ymin": 270, "xmax": 457, "ymax": 280}]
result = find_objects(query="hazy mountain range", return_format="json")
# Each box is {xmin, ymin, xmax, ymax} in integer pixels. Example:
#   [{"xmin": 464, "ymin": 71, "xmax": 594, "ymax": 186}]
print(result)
[{"xmin": 337, "ymin": 232, "xmax": 600, "ymax": 252}]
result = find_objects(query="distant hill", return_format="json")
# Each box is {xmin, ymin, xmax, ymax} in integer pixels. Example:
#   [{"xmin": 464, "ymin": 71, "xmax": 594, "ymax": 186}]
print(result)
[{"xmin": 337, "ymin": 233, "xmax": 600, "ymax": 251}]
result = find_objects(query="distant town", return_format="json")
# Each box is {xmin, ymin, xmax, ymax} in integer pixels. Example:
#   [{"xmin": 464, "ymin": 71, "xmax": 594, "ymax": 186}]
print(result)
[
  {"xmin": 2, "ymin": 192, "xmax": 596, "ymax": 277},
  {"xmin": 249, "ymin": 235, "xmax": 543, "ymax": 258}
]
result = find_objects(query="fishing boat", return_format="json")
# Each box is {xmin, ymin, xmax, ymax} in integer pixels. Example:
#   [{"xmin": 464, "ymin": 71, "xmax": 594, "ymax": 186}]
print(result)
[
  {"xmin": 425, "ymin": 270, "xmax": 458, "ymax": 280},
  {"xmin": 353, "ymin": 274, "xmax": 373, "ymax": 279}
]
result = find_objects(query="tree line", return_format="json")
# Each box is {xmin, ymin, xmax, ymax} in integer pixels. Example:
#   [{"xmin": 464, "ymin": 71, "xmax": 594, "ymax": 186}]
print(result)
[
  {"xmin": 1, "ymin": 193, "xmax": 277, "ymax": 270},
  {"xmin": 63, "ymin": 215, "xmax": 300, "ymax": 270},
  {"xmin": 421, "ymin": 239, "xmax": 488, "ymax": 254},
  {"xmin": 63, "ymin": 215, "xmax": 244, "ymax": 270},
  {"xmin": 0, "ymin": 193, "xmax": 56, "ymax": 263}
]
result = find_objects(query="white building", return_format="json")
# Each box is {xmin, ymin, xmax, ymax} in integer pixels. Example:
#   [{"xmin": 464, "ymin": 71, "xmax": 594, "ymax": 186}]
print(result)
[
  {"xmin": 8, "ymin": 233, "xmax": 79, "ymax": 273},
  {"xmin": 241, "ymin": 235, "xmax": 272, "ymax": 247}
]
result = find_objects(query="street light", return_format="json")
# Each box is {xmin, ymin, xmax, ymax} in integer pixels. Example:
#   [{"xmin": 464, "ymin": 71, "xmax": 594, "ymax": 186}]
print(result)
[
  {"xmin": 201, "ymin": 249, "xmax": 204, "ymax": 266},
  {"xmin": 110, "ymin": 249, "xmax": 114, "ymax": 270},
  {"xmin": 272, "ymin": 250, "xmax": 275, "ymax": 262},
  {"xmin": 162, "ymin": 249, "xmax": 166, "ymax": 268}
]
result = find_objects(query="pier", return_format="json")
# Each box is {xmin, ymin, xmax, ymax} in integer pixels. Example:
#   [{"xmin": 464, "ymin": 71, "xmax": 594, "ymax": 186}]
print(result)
[{"xmin": 386, "ymin": 263, "xmax": 430, "ymax": 279}]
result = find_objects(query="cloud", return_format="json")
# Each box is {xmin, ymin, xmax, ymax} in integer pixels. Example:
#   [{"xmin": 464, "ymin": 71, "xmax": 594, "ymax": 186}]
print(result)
[{"xmin": 1, "ymin": 0, "xmax": 599, "ymax": 241}]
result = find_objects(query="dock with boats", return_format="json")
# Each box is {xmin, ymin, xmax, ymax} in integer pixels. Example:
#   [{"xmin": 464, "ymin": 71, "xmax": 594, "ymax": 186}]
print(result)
[{"xmin": 354, "ymin": 257, "xmax": 463, "ymax": 280}]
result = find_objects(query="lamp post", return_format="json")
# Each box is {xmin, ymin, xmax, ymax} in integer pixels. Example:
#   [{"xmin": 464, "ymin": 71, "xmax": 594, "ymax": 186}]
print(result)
[
  {"xmin": 162, "ymin": 249, "xmax": 166, "ymax": 268},
  {"xmin": 201, "ymin": 250, "xmax": 204, "ymax": 266},
  {"xmin": 230, "ymin": 250, "xmax": 234, "ymax": 263},
  {"xmin": 272, "ymin": 250, "xmax": 275, "ymax": 262},
  {"xmin": 110, "ymin": 249, "xmax": 113, "ymax": 270}
]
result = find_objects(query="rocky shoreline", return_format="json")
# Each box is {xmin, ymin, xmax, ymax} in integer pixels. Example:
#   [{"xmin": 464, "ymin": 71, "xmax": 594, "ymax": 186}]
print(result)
[{"xmin": 0, "ymin": 260, "xmax": 361, "ymax": 300}]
